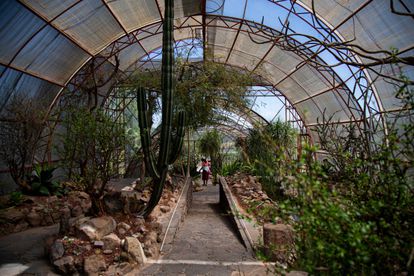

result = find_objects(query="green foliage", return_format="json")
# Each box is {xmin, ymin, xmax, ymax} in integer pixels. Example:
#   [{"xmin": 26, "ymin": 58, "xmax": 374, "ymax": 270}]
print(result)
[
  {"xmin": 278, "ymin": 141, "xmax": 414, "ymax": 274},
  {"xmin": 174, "ymin": 58, "xmax": 253, "ymax": 129},
  {"xmin": 29, "ymin": 164, "xmax": 62, "ymax": 196},
  {"xmin": 241, "ymin": 120, "xmax": 296, "ymax": 199},
  {"xmin": 220, "ymin": 160, "xmax": 243, "ymax": 176},
  {"xmin": 127, "ymin": 55, "xmax": 253, "ymax": 130},
  {"xmin": 9, "ymin": 191, "xmax": 23, "ymax": 206},
  {"xmin": 198, "ymin": 129, "xmax": 222, "ymax": 159},
  {"xmin": 198, "ymin": 129, "xmax": 223, "ymax": 176}
]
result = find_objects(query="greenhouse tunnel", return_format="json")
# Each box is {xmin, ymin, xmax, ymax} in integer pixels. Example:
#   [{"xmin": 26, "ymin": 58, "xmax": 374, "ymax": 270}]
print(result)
[{"xmin": 0, "ymin": 0, "xmax": 413, "ymax": 275}]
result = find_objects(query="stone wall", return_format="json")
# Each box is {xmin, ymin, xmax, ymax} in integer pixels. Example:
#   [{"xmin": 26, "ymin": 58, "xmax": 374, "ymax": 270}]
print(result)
[{"xmin": 0, "ymin": 191, "xmax": 91, "ymax": 236}]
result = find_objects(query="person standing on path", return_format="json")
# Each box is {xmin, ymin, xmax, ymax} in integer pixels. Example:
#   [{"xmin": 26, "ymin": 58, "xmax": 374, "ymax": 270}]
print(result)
[{"xmin": 200, "ymin": 158, "xmax": 211, "ymax": 186}]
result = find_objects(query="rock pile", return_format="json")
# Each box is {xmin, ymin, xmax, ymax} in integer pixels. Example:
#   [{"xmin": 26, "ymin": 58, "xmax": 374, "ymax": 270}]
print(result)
[
  {"xmin": 226, "ymin": 173, "xmax": 271, "ymax": 203},
  {"xmin": 0, "ymin": 191, "xmax": 91, "ymax": 236},
  {"xmin": 225, "ymin": 173, "xmax": 280, "ymax": 224},
  {"xmin": 48, "ymin": 214, "xmax": 163, "ymax": 275},
  {"xmin": 46, "ymin": 176, "xmax": 185, "ymax": 275}
]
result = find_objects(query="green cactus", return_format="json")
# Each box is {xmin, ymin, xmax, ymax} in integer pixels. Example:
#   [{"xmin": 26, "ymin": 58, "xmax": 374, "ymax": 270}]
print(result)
[{"xmin": 136, "ymin": 0, "xmax": 186, "ymax": 217}]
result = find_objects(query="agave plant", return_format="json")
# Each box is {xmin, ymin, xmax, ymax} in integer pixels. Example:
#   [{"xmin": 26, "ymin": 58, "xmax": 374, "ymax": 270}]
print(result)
[{"xmin": 29, "ymin": 164, "xmax": 61, "ymax": 196}]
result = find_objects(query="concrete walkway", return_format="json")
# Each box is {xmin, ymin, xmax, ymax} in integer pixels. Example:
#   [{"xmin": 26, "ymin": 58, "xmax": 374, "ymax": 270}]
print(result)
[
  {"xmin": 141, "ymin": 182, "xmax": 272, "ymax": 275},
  {"xmin": 0, "ymin": 224, "xmax": 59, "ymax": 276}
]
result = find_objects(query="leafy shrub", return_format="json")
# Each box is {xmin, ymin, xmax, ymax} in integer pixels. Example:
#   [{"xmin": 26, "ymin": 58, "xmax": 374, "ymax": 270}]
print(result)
[
  {"xmin": 220, "ymin": 160, "xmax": 243, "ymax": 176},
  {"xmin": 240, "ymin": 120, "xmax": 296, "ymax": 199},
  {"xmin": 59, "ymin": 108, "xmax": 126, "ymax": 214},
  {"xmin": 279, "ymin": 140, "xmax": 413, "ymax": 274}
]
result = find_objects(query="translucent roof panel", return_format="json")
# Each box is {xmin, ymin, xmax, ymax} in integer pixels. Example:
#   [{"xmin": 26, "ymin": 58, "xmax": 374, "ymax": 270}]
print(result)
[
  {"xmin": 158, "ymin": 0, "xmax": 201, "ymax": 18},
  {"xmin": 52, "ymin": 0, "xmax": 124, "ymax": 54},
  {"xmin": 0, "ymin": 0, "xmax": 412, "ymax": 140},
  {"xmin": 0, "ymin": 1, "xmax": 45, "ymax": 64},
  {"xmin": 20, "ymin": 0, "xmax": 79, "ymax": 21},
  {"xmin": 116, "ymin": 43, "xmax": 147, "ymax": 72},
  {"xmin": 232, "ymin": 32, "xmax": 273, "ymax": 61},
  {"xmin": 207, "ymin": 21, "xmax": 238, "ymax": 51},
  {"xmin": 105, "ymin": 0, "xmax": 161, "ymax": 32},
  {"xmin": 12, "ymin": 26, "xmax": 90, "ymax": 85},
  {"xmin": 0, "ymin": 67, "xmax": 61, "ymax": 114},
  {"xmin": 263, "ymin": 45, "xmax": 303, "ymax": 74}
]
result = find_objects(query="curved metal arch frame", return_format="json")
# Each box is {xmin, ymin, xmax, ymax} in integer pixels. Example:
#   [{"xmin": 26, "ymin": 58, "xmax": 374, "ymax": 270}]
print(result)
[{"xmin": 41, "ymin": 3, "xmax": 382, "ymax": 143}]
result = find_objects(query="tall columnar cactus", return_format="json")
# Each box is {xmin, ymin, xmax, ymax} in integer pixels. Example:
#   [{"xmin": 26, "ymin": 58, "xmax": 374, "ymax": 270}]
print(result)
[{"xmin": 136, "ymin": 0, "xmax": 186, "ymax": 217}]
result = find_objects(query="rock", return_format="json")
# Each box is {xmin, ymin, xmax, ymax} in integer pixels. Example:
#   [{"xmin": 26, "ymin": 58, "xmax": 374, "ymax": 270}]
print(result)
[
  {"xmin": 0, "ymin": 207, "xmax": 25, "ymax": 222},
  {"xmin": 145, "ymin": 232, "xmax": 158, "ymax": 244},
  {"xmin": 106, "ymin": 262, "xmax": 134, "ymax": 275},
  {"xmin": 103, "ymin": 193, "xmax": 123, "ymax": 214},
  {"xmin": 133, "ymin": 217, "xmax": 145, "ymax": 227},
  {"xmin": 14, "ymin": 221, "xmax": 29, "ymax": 232},
  {"xmin": 121, "ymin": 191, "xmax": 143, "ymax": 214},
  {"xmin": 84, "ymin": 254, "xmax": 107, "ymax": 275},
  {"xmin": 76, "ymin": 216, "xmax": 117, "ymax": 240},
  {"xmin": 68, "ymin": 191, "xmax": 92, "ymax": 214},
  {"xmin": 160, "ymin": 206, "xmax": 170, "ymax": 213},
  {"xmin": 102, "ymin": 233, "xmax": 121, "ymax": 250},
  {"xmin": 53, "ymin": 256, "xmax": 76, "ymax": 274},
  {"xmin": 144, "ymin": 244, "xmax": 159, "ymax": 258},
  {"xmin": 47, "ymin": 196, "xmax": 59, "ymax": 203},
  {"xmin": 94, "ymin": 240, "xmax": 104, "ymax": 248},
  {"xmin": 122, "ymin": 236, "xmax": 146, "ymax": 264},
  {"xmin": 117, "ymin": 222, "xmax": 131, "ymax": 235},
  {"xmin": 263, "ymin": 223, "xmax": 294, "ymax": 263},
  {"xmin": 118, "ymin": 262, "xmax": 134, "ymax": 274},
  {"xmin": 50, "ymin": 240, "xmax": 65, "ymax": 261},
  {"xmin": 71, "ymin": 205, "xmax": 83, "ymax": 217},
  {"xmin": 103, "ymin": 249, "xmax": 113, "ymax": 255},
  {"xmin": 26, "ymin": 211, "xmax": 42, "ymax": 226},
  {"xmin": 151, "ymin": 222, "xmax": 162, "ymax": 235}
]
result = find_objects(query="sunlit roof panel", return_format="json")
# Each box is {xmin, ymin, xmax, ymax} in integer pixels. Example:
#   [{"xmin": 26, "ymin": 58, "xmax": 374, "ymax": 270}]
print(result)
[
  {"xmin": 232, "ymin": 32, "xmax": 273, "ymax": 62},
  {"xmin": 288, "ymin": 65, "xmax": 332, "ymax": 95},
  {"xmin": 105, "ymin": 0, "xmax": 160, "ymax": 32},
  {"xmin": 52, "ymin": 0, "xmax": 124, "ymax": 54},
  {"xmin": 227, "ymin": 50, "xmax": 262, "ymax": 71},
  {"xmin": 158, "ymin": 0, "xmax": 201, "ymax": 18},
  {"xmin": 207, "ymin": 24, "xmax": 238, "ymax": 50},
  {"xmin": 264, "ymin": 46, "xmax": 303, "ymax": 74},
  {"xmin": 117, "ymin": 43, "xmax": 147, "ymax": 71},
  {"xmin": 337, "ymin": 1, "xmax": 414, "ymax": 52},
  {"xmin": 298, "ymin": 0, "xmax": 366, "ymax": 28},
  {"xmin": 20, "ymin": 0, "xmax": 79, "ymax": 21}
]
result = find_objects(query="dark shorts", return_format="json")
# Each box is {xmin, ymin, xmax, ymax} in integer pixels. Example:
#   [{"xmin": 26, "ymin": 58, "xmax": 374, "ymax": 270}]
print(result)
[{"xmin": 202, "ymin": 170, "xmax": 209, "ymax": 180}]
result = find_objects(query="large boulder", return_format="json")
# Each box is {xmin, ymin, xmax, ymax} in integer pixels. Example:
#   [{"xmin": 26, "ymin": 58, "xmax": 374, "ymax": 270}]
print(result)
[
  {"xmin": 0, "ymin": 207, "xmax": 25, "ymax": 222},
  {"xmin": 50, "ymin": 240, "xmax": 65, "ymax": 261},
  {"xmin": 76, "ymin": 216, "xmax": 117, "ymax": 241},
  {"xmin": 67, "ymin": 191, "xmax": 92, "ymax": 215},
  {"xmin": 53, "ymin": 256, "xmax": 76, "ymax": 275},
  {"xmin": 102, "ymin": 233, "xmax": 121, "ymax": 250},
  {"xmin": 84, "ymin": 254, "xmax": 107, "ymax": 275},
  {"xmin": 117, "ymin": 222, "xmax": 131, "ymax": 235},
  {"xmin": 122, "ymin": 236, "xmax": 146, "ymax": 264}
]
